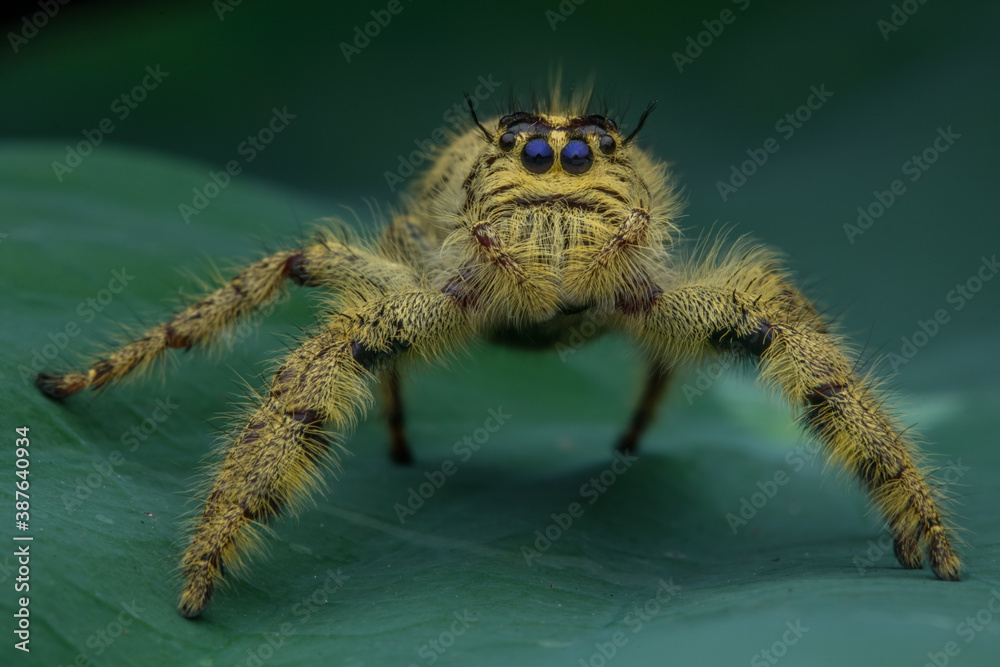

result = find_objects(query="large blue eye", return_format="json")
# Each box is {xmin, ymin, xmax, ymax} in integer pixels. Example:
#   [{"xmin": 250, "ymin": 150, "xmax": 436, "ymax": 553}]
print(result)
[
  {"xmin": 521, "ymin": 138, "xmax": 554, "ymax": 173},
  {"xmin": 561, "ymin": 140, "xmax": 593, "ymax": 174}
]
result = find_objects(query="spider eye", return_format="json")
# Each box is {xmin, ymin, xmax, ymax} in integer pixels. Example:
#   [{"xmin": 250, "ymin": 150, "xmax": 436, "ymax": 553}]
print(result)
[
  {"xmin": 560, "ymin": 140, "xmax": 593, "ymax": 175},
  {"xmin": 599, "ymin": 134, "xmax": 616, "ymax": 155},
  {"xmin": 521, "ymin": 138, "xmax": 554, "ymax": 174},
  {"xmin": 499, "ymin": 132, "xmax": 516, "ymax": 152}
]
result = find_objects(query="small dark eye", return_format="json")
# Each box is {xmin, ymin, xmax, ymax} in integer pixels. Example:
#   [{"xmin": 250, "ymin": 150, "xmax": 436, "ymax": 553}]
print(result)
[
  {"xmin": 599, "ymin": 134, "xmax": 616, "ymax": 155},
  {"xmin": 560, "ymin": 139, "xmax": 593, "ymax": 175},
  {"xmin": 521, "ymin": 138, "xmax": 554, "ymax": 174},
  {"xmin": 499, "ymin": 132, "xmax": 516, "ymax": 152}
]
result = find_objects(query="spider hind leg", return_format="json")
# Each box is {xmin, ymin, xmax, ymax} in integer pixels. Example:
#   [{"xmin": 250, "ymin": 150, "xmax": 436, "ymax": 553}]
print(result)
[
  {"xmin": 382, "ymin": 366, "xmax": 413, "ymax": 465},
  {"xmin": 616, "ymin": 364, "xmax": 672, "ymax": 455}
]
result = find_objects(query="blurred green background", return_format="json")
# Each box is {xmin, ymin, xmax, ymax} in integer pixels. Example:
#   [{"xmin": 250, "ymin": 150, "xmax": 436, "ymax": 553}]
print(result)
[{"xmin": 1, "ymin": 1, "xmax": 998, "ymax": 665}]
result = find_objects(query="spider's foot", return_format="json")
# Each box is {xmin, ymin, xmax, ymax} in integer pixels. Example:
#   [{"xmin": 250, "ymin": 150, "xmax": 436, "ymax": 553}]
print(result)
[
  {"xmin": 177, "ymin": 584, "xmax": 212, "ymax": 619},
  {"xmin": 390, "ymin": 438, "xmax": 414, "ymax": 466},
  {"xmin": 614, "ymin": 432, "xmax": 639, "ymax": 456},
  {"xmin": 35, "ymin": 371, "xmax": 88, "ymax": 399},
  {"xmin": 928, "ymin": 527, "xmax": 961, "ymax": 581},
  {"xmin": 178, "ymin": 563, "xmax": 216, "ymax": 618},
  {"xmin": 893, "ymin": 532, "xmax": 923, "ymax": 570},
  {"xmin": 894, "ymin": 525, "xmax": 961, "ymax": 581}
]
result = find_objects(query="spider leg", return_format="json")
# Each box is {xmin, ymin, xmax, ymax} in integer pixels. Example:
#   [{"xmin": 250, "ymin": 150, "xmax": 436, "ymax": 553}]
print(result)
[
  {"xmin": 34, "ymin": 234, "xmax": 417, "ymax": 397},
  {"xmin": 381, "ymin": 365, "xmax": 413, "ymax": 465},
  {"xmin": 616, "ymin": 364, "xmax": 672, "ymax": 455},
  {"xmin": 617, "ymin": 257, "xmax": 960, "ymax": 581},
  {"xmin": 177, "ymin": 288, "xmax": 470, "ymax": 617}
]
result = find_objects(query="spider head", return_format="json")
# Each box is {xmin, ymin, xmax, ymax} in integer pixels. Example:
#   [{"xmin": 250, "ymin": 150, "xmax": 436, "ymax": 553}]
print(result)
[
  {"xmin": 447, "ymin": 98, "xmax": 674, "ymax": 251},
  {"xmin": 477, "ymin": 108, "xmax": 654, "ymax": 180},
  {"xmin": 492, "ymin": 111, "xmax": 622, "ymax": 177},
  {"xmin": 463, "ymin": 92, "xmax": 655, "ymax": 174},
  {"xmin": 461, "ymin": 101, "xmax": 661, "ymax": 218}
]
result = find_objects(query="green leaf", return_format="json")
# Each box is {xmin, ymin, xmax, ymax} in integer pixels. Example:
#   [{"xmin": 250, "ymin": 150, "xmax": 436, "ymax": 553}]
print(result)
[{"xmin": 2, "ymin": 144, "xmax": 998, "ymax": 667}]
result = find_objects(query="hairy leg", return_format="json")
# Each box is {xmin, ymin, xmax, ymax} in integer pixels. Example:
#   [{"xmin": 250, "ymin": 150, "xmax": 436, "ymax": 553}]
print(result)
[
  {"xmin": 618, "ymin": 255, "xmax": 960, "ymax": 581},
  {"xmin": 35, "ymin": 234, "xmax": 419, "ymax": 398},
  {"xmin": 178, "ymin": 289, "xmax": 469, "ymax": 617},
  {"xmin": 616, "ymin": 364, "xmax": 672, "ymax": 455}
]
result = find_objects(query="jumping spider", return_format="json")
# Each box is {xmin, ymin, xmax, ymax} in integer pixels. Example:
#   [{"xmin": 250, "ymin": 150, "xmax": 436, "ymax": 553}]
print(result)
[{"xmin": 37, "ymin": 90, "xmax": 961, "ymax": 618}]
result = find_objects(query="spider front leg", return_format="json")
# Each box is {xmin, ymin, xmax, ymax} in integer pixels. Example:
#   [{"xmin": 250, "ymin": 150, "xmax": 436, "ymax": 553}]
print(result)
[
  {"xmin": 35, "ymin": 232, "xmax": 418, "ymax": 397},
  {"xmin": 34, "ymin": 249, "xmax": 298, "ymax": 398},
  {"xmin": 621, "ymin": 270, "xmax": 961, "ymax": 581},
  {"xmin": 35, "ymin": 230, "xmax": 426, "ymax": 461},
  {"xmin": 178, "ymin": 289, "xmax": 469, "ymax": 617}
]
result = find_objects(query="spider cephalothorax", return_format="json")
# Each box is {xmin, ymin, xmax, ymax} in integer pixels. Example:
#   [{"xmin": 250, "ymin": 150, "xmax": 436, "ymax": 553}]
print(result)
[
  {"xmin": 37, "ymin": 90, "xmax": 961, "ymax": 618},
  {"xmin": 395, "ymin": 100, "xmax": 680, "ymax": 327}
]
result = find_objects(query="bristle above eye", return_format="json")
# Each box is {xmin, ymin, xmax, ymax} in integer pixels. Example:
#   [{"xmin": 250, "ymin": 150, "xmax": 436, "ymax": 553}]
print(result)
[
  {"xmin": 624, "ymin": 100, "xmax": 658, "ymax": 146},
  {"xmin": 465, "ymin": 92, "xmax": 492, "ymax": 142}
]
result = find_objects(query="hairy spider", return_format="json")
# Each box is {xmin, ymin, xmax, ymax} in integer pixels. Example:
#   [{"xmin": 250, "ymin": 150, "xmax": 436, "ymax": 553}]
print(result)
[{"xmin": 37, "ymin": 89, "xmax": 961, "ymax": 618}]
